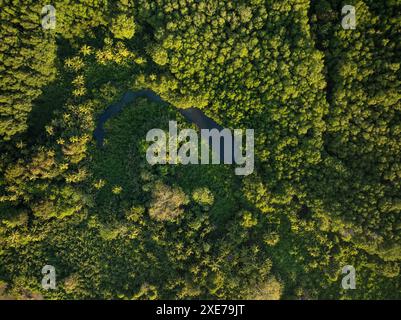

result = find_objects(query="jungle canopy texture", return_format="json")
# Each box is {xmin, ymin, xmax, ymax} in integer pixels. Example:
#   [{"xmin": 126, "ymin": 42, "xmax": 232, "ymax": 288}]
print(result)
[{"xmin": 0, "ymin": 0, "xmax": 400, "ymax": 300}]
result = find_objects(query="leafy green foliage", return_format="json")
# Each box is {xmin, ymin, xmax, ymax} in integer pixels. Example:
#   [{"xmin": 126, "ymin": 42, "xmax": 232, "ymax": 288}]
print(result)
[{"xmin": 0, "ymin": 0, "xmax": 400, "ymax": 300}]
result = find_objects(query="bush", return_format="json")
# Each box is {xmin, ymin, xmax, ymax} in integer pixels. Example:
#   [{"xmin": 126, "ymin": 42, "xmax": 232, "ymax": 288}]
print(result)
[
  {"xmin": 148, "ymin": 181, "xmax": 188, "ymax": 222},
  {"xmin": 249, "ymin": 276, "xmax": 283, "ymax": 300},
  {"xmin": 110, "ymin": 14, "xmax": 135, "ymax": 39},
  {"xmin": 192, "ymin": 187, "xmax": 215, "ymax": 208}
]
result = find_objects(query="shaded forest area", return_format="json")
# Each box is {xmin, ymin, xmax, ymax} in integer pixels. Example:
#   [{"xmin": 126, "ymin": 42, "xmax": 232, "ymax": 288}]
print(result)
[{"xmin": 0, "ymin": 0, "xmax": 400, "ymax": 299}]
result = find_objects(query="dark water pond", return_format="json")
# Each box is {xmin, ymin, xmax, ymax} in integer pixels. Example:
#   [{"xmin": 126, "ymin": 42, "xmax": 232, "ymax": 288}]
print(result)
[{"xmin": 94, "ymin": 89, "xmax": 231, "ymax": 161}]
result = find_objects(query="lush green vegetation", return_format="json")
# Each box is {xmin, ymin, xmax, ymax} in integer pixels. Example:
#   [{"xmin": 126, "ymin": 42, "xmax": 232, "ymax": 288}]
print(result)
[{"xmin": 0, "ymin": 0, "xmax": 400, "ymax": 299}]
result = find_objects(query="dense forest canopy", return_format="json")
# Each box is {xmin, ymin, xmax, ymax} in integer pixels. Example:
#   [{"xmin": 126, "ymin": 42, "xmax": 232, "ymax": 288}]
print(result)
[{"xmin": 0, "ymin": 0, "xmax": 400, "ymax": 299}]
